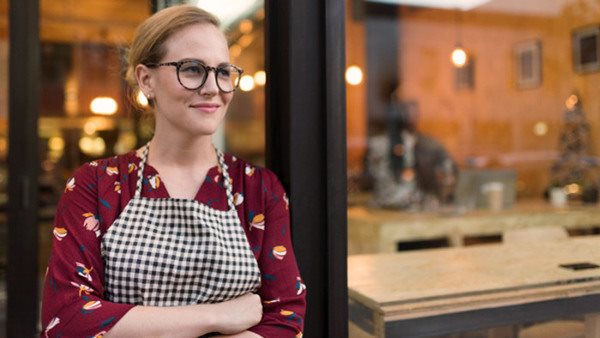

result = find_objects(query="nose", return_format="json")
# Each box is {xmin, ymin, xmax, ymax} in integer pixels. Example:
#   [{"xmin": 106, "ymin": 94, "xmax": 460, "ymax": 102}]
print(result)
[{"xmin": 199, "ymin": 70, "xmax": 219, "ymax": 96}]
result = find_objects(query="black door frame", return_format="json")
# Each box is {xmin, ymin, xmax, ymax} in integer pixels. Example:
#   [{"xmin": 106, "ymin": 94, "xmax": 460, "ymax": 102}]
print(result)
[
  {"xmin": 6, "ymin": 1, "xmax": 348, "ymax": 336},
  {"xmin": 265, "ymin": 0, "xmax": 348, "ymax": 337},
  {"xmin": 7, "ymin": 0, "xmax": 41, "ymax": 337}
]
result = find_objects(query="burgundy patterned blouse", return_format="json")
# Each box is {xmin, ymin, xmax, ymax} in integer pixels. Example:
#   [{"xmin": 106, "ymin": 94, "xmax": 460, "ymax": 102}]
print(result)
[{"xmin": 41, "ymin": 150, "xmax": 306, "ymax": 338}]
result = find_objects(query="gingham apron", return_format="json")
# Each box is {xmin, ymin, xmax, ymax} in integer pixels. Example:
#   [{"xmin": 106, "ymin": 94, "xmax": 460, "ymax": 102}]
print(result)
[{"xmin": 101, "ymin": 144, "xmax": 261, "ymax": 306}]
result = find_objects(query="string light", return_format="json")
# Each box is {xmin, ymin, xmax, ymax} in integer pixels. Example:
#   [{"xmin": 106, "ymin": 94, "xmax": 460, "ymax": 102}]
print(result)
[
  {"xmin": 90, "ymin": 97, "xmax": 118, "ymax": 115},
  {"xmin": 345, "ymin": 65, "xmax": 364, "ymax": 85},
  {"xmin": 254, "ymin": 70, "xmax": 266, "ymax": 86},
  {"xmin": 239, "ymin": 75, "xmax": 255, "ymax": 92}
]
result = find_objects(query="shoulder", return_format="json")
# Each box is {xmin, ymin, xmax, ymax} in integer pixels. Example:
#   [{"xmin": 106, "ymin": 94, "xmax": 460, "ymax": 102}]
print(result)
[
  {"xmin": 65, "ymin": 151, "xmax": 139, "ymax": 191},
  {"xmin": 223, "ymin": 153, "xmax": 283, "ymax": 189},
  {"xmin": 223, "ymin": 154, "xmax": 290, "ymax": 226},
  {"xmin": 89, "ymin": 151, "xmax": 139, "ymax": 171},
  {"xmin": 222, "ymin": 153, "xmax": 288, "ymax": 211},
  {"xmin": 82, "ymin": 151, "xmax": 140, "ymax": 178}
]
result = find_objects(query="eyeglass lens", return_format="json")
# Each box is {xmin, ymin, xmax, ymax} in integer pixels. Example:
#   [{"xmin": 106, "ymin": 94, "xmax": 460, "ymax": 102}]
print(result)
[{"xmin": 178, "ymin": 61, "xmax": 241, "ymax": 92}]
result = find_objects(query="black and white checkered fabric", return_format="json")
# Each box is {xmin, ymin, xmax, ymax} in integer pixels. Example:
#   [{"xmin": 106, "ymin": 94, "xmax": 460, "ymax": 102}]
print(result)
[{"xmin": 101, "ymin": 144, "xmax": 261, "ymax": 306}]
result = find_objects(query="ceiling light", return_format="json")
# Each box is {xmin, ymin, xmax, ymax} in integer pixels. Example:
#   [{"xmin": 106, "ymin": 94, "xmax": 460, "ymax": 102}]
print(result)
[
  {"xmin": 230, "ymin": 44, "xmax": 242, "ymax": 58},
  {"xmin": 451, "ymin": 47, "xmax": 468, "ymax": 67},
  {"xmin": 533, "ymin": 122, "xmax": 548, "ymax": 136},
  {"xmin": 48, "ymin": 137, "xmax": 65, "ymax": 152},
  {"xmin": 345, "ymin": 65, "xmax": 364, "ymax": 86},
  {"xmin": 194, "ymin": 0, "xmax": 263, "ymax": 28},
  {"xmin": 239, "ymin": 75, "xmax": 255, "ymax": 92},
  {"xmin": 90, "ymin": 97, "xmax": 118, "ymax": 115},
  {"xmin": 239, "ymin": 19, "xmax": 254, "ymax": 34},
  {"xmin": 366, "ymin": 0, "xmax": 490, "ymax": 11},
  {"xmin": 254, "ymin": 70, "xmax": 266, "ymax": 86}
]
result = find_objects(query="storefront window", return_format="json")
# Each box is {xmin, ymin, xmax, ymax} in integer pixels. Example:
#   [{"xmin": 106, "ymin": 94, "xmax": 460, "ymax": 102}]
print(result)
[
  {"xmin": 347, "ymin": 0, "xmax": 600, "ymax": 335},
  {"xmin": 348, "ymin": 0, "xmax": 600, "ymax": 252}
]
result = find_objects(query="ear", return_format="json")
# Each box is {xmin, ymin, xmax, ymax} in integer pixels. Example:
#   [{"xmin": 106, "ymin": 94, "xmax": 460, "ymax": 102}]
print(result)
[{"xmin": 135, "ymin": 64, "xmax": 155, "ymax": 98}]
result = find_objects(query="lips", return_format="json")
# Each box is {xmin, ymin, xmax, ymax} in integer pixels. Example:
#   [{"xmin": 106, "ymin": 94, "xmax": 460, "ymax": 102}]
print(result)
[{"xmin": 190, "ymin": 103, "xmax": 220, "ymax": 113}]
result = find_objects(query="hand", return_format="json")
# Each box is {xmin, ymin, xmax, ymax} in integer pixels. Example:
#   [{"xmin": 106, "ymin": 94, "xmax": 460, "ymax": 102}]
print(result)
[{"xmin": 210, "ymin": 293, "xmax": 263, "ymax": 335}]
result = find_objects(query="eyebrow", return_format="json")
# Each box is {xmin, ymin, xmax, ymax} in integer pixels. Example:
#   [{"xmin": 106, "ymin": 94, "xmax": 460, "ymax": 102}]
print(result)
[{"xmin": 180, "ymin": 58, "xmax": 232, "ymax": 68}]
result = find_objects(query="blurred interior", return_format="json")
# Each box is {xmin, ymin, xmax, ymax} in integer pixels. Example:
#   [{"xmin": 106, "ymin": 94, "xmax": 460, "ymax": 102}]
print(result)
[
  {"xmin": 346, "ymin": 0, "xmax": 600, "ymax": 335},
  {"xmin": 348, "ymin": 0, "xmax": 600, "ymax": 199},
  {"xmin": 347, "ymin": 0, "xmax": 600, "ymax": 237}
]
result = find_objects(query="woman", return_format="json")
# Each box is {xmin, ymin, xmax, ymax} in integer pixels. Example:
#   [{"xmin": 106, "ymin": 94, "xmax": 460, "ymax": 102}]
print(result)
[{"xmin": 41, "ymin": 5, "xmax": 306, "ymax": 338}]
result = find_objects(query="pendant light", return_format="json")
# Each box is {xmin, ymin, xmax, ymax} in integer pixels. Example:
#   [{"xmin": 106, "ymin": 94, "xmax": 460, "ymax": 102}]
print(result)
[{"xmin": 451, "ymin": 8, "xmax": 469, "ymax": 68}]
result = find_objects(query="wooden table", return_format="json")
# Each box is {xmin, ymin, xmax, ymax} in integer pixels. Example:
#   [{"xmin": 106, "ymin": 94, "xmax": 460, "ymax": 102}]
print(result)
[
  {"xmin": 348, "ymin": 236, "xmax": 600, "ymax": 337},
  {"xmin": 348, "ymin": 199, "xmax": 600, "ymax": 254}
]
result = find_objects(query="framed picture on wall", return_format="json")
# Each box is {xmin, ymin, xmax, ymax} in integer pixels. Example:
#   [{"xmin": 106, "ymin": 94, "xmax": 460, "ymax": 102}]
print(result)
[
  {"xmin": 455, "ymin": 58, "xmax": 475, "ymax": 90},
  {"xmin": 572, "ymin": 25, "xmax": 600, "ymax": 73},
  {"xmin": 514, "ymin": 40, "xmax": 542, "ymax": 89}
]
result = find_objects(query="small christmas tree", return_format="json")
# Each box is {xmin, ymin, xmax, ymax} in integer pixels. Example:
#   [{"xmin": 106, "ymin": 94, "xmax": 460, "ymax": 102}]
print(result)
[{"xmin": 549, "ymin": 94, "xmax": 598, "ymax": 202}]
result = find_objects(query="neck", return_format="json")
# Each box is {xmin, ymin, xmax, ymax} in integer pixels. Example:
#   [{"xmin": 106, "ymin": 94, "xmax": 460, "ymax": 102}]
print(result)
[{"xmin": 147, "ymin": 129, "xmax": 218, "ymax": 170}]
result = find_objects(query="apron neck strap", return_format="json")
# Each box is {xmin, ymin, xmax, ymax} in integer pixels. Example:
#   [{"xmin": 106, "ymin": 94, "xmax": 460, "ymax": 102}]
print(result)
[
  {"xmin": 215, "ymin": 148, "xmax": 236, "ymax": 211},
  {"xmin": 134, "ymin": 143, "xmax": 150, "ymax": 198},
  {"xmin": 134, "ymin": 143, "xmax": 236, "ymax": 210}
]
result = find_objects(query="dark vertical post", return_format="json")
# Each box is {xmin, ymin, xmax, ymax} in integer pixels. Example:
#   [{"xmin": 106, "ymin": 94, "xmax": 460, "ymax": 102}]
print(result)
[
  {"xmin": 8, "ymin": 0, "xmax": 40, "ymax": 337},
  {"xmin": 265, "ymin": 0, "xmax": 348, "ymax": 337},
  {"xmin": 365, "ymin": 3, "xmax": 399, "ymax": 125}
]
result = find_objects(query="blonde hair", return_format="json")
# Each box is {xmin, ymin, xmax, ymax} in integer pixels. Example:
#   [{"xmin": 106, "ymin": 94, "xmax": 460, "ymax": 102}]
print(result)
[{"xmin": 125, "ymin": 5, "xmax": 220, "ymax": 110}]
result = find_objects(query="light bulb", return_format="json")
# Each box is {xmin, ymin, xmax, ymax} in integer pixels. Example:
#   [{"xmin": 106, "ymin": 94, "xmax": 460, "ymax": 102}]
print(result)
[
  {"xmin": 254, "ymin": 70, "xmax": 266, "ymax": 86},
  {"xmin": 345, "ymin": 65, "xmax": 363, "ymax": 86},
  {"xmin": 451, "ymin": 47, "xmax": 468, "ymax": 67},
  {"xmin": 90, "ymin": 97, "xmax": 118, "ymax": 115},
  {"xmin": 239, "ymin": 75, "xmax": 255, "ymax": 92}
]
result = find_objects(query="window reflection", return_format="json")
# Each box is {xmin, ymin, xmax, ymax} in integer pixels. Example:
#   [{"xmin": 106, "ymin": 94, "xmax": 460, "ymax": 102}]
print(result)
[
  {"xmin": 348, "ymin": 2, "xmax": 600, "ymax": 336},
  {"xmin": 347, "ymin": 0, "xmax": 600, "ymax": 254}
]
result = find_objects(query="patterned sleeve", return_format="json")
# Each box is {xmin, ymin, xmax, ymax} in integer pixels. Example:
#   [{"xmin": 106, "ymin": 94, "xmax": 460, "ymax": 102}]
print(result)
[
  {"xmin": 41, "ymin": 163, "xmax": 134, "ymax": 338},
  {"xmin": 249, "ymin": 170, "xmax": 306, "ymax": 338}
]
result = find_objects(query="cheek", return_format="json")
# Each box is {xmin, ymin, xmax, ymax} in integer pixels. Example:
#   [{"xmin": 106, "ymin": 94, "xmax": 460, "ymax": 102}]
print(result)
[
  {"xmin": 156, "ymin": 73, "xmax": 186, "ymax": 97},
  {"xmin": 221, "ymin": 93, "xmax": 234, "ymax": 108}
]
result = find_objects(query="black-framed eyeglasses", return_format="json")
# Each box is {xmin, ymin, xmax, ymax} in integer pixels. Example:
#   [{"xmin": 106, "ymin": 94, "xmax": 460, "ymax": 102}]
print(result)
[{"xmin": 146, "ymin": 60, "xmax": 243, "ymax": 93}]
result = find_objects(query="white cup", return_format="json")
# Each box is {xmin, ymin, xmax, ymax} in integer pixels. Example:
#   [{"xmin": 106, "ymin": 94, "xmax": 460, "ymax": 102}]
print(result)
[
  {"xmin": 483, "ymin": 182, "xmax": 504, "ymax": 212},
  {"xmin": 550, "ymin": 187, "xmax": 567, "ymax": 208}
]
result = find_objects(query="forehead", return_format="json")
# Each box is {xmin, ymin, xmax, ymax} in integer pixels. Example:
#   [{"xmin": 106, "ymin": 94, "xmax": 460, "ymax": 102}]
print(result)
[{"xmin": 162, "ymin": 23, "xmax": 230, "ymax": 64}]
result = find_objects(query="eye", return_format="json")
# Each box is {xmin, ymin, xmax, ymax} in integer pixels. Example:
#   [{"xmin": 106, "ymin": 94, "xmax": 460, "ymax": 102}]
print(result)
[
  {"xmin": 179, "ymin": 62, "xmax": 204, "ymax": 75},
  {"xmin": 217, "ymin": 67, "xmax": 232, "ymax": 78}
]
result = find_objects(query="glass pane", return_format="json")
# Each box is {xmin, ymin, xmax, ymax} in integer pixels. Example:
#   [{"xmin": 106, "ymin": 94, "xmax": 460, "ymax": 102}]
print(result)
[
  {"xmin": 347, "ymin": 0, "xmax": 600, "ymax": 250},
  {"xmin": 0, "ymin": 0, "xmax": 7, "ymax": 335},
  {"xmin": 192, "ymin": 0, "xmax": 266, "ymax": 165},
  {"xmin": 347, "ymin": 0, "xmax": 599, "ymax": 336},
  {"xmin": 38, "ymin": 0, "xmax": 152, "ymax": 319}
]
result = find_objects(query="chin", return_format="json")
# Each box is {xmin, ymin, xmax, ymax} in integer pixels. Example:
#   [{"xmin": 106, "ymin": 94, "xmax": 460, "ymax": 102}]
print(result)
[
  {"xmin": 192, "ymin": 122, "xmax": 223, "ymax": 137},
  {"xmin": 188, "ymin": 115, "xmax": 225, "ymax": 136}
]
